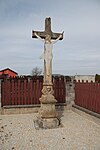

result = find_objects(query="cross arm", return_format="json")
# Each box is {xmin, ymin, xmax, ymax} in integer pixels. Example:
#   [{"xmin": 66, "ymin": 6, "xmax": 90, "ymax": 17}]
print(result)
[
  {"xmin": 51, "ymin": 32, "xmax": 63, "ymax": 40},
  {"xmin": 32, "ymin": 30, "xmax": 63, "ymax": 40},
  {"xmin": 32, "ymin": 30, "xmax": 46, "ymax": 39}
]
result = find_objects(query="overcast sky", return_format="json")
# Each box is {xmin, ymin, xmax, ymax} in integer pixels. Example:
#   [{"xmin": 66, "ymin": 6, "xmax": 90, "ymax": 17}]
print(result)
[{"xmin": 0, "ymin": 0, "xmax": 100, "ymax": 75}]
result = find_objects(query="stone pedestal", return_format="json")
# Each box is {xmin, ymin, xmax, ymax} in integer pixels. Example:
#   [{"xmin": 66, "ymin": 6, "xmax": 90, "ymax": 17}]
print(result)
[
  {"xmin": 39, "ymin": 103, "xmax": 57, "ymax": 118},
  {"xmin": 34, "ymin": 84, "xmax": 60, "ymax": 129}
]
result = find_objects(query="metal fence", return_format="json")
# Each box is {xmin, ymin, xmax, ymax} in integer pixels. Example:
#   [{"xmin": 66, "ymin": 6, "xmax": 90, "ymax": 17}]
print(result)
[
  {"xmin": 1, "ymin": 76, "xmax": 66, "ymax": 107},
  {"xmin": 75, "ymin": 80, "xmax": 100, "ymax": 114}
]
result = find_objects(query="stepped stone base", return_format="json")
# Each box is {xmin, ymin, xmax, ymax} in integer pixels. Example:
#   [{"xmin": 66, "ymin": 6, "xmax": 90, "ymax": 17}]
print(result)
[{"xmin": 34, "ymin": 117, "xmax": 60, "ymax": 129}]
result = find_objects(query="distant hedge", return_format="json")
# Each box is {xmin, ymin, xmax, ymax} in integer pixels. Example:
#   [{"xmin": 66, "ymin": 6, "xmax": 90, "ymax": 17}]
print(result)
[{"xmin": 95, "ymin": 74, "xmax": 100, "ymax": 83}]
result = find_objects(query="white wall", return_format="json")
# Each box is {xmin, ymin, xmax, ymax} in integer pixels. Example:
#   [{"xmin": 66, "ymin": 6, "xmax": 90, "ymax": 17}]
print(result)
[{"xmin": 75, "ymin": 75, "xmax": 95, "ymax": 82}]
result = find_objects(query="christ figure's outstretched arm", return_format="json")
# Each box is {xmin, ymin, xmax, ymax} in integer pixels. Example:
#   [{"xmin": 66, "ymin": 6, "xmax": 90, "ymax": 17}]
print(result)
[
  {"xmin": 52, "ymin": 31, "xmax": 64, "ymax": 44},
  {"xmin": 34, "ymin": 32, "xmax": 44, "ymax": 42}
]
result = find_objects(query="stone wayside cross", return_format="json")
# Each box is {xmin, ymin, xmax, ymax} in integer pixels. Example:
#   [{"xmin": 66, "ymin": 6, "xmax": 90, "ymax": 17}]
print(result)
[{"xmin": 32, "ymin": 17, "xmax": 63, "ymax": 129}]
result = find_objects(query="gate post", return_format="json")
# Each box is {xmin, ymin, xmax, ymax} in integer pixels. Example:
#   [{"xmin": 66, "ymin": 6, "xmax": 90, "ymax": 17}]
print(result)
[{"xmin": 66, "ymin": 78, "xmax": 75, "ymax": 109}]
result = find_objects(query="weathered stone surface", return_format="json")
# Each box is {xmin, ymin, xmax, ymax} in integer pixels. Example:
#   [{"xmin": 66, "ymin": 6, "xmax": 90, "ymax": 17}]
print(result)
[
  {"xmin": 34, "ymin": 117, "xmax": 60, "ymax": 129},
  {"xmin": 39, "ymin": 103, "xmax": 58, "ymax": 118},
  {"xmin": 39, "ymin": 93, "xmax": 57, "ymax": 104},
  {"xmin": 32, "ymin": 17, "xmax": 63, "ymax": 40},
  {"xmin": 32, "ymin": 17, "xmax": 63, "ymax": 129}
]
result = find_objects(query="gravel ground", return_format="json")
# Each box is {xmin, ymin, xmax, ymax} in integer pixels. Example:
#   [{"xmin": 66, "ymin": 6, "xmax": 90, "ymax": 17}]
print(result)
[{"xmin": 0, "ymin": 110, "xmax": 100, "ymax": 150}]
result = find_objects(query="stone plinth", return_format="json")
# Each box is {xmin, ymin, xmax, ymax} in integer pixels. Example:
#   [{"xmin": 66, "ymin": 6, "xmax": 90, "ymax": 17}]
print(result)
[
  {"xmin": 34, "ymin": 117, "xmax": 60, "ymax": 129},
  {"xmin": 34, "ymin": 85, "xmax": 60, "ymax": 129}
]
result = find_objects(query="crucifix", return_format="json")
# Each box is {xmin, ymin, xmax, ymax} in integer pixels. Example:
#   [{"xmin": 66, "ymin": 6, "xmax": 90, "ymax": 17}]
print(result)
[{"xmin": 32, "ymin": 17, "xmax": 64, "ymax": 129}]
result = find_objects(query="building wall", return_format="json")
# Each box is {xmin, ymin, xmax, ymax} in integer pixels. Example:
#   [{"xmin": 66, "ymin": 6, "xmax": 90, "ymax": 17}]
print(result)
[
  {"xmin": 6, "ymin": 70, "xmax": 17, "ymax": 77},
  {"xmin": 0, "ymin": 70, "xmax": 17, "ymax": 77},
  {"xmin": 75, "ymin": 75, "xmax": 95, "ymax": 82}
]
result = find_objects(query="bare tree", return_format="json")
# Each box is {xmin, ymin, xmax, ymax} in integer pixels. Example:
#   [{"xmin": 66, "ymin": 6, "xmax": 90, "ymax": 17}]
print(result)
[{"xmin": 31, "ymin": 67, "xmax": 42, "ymax": 76}]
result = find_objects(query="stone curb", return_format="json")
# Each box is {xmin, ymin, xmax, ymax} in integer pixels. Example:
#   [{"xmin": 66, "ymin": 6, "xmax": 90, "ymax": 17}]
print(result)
[
  {"xmin": 72, "ymin": 104, "xmax": 100, "ymax": 125},
  {"xmin": 0, "ymin": 103, "xmax": 67, "ymax": 115},
  {"xmin": 72, "ymin": 104, "xmax": 100, "ymax": 119}
]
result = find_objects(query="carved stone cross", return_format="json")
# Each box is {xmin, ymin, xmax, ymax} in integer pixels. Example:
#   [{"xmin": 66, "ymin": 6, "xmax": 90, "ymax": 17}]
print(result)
[
  {"xmin": 32, "ymin": 18, "xmax": 63, "ymax": 85},
  {"xmin": 32, "ymin": 17, "xmax": 63, "ymax": 129},
  {"xmin": 32, "ymin": 17, "xmax": 63, "ymax": 40}
]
